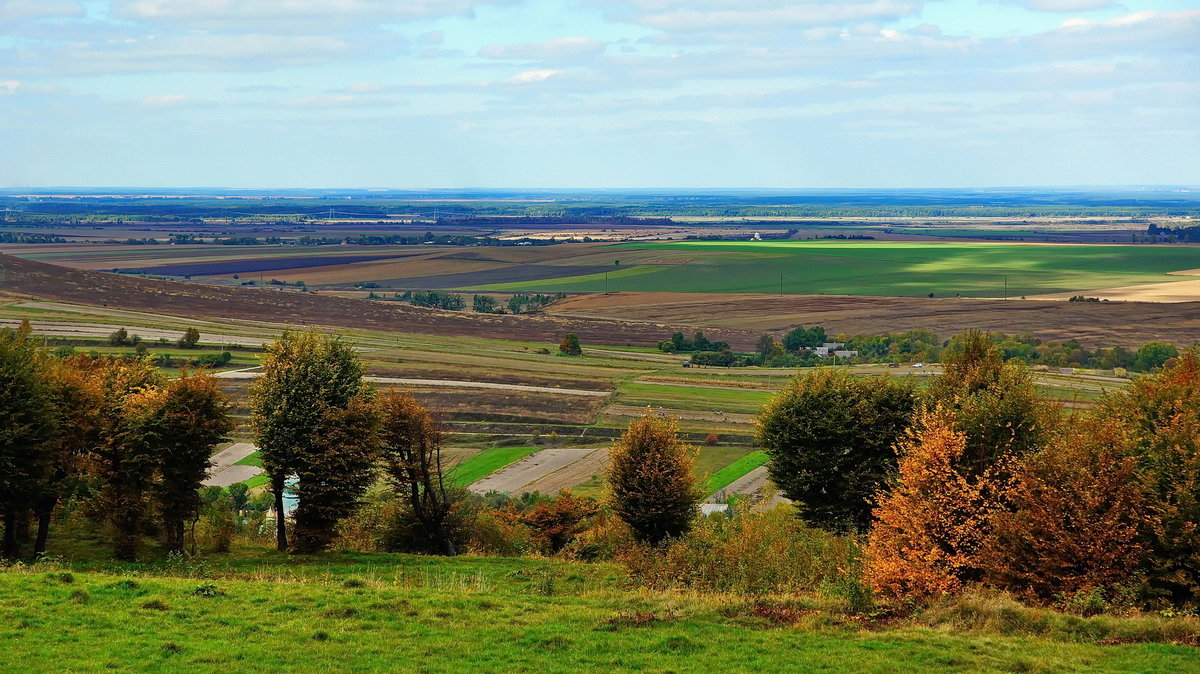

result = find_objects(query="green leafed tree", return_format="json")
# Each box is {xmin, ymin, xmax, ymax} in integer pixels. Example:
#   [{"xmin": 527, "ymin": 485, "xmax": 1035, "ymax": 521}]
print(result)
[
  {"xmin": 607, "ymin": 412, "xmax": 701, "ymax": 545},
  {"xmin": 154, "ymin": 371, "xmax": 233, "ymax": 554},
  {"xmin": 559, "ymin": 333, "xmax": 582, "ymax": 356},
  {"xmin": 0, "ymin": 329, "xmax": 57, "ymax": 559},
  {"xmin": 757, "ymin": 368, "xmax": 917, "ymax": 532},
  {"xmin": 290, "ymin": 394, "xmax": 380, "ymax": 553},
  {"xmin": 249, "ymin": 329, "xmax": 371, "ymax": 551},
  {"xmin": 176, "ymin": 327, "xmax": 201, "ymax": 349}
]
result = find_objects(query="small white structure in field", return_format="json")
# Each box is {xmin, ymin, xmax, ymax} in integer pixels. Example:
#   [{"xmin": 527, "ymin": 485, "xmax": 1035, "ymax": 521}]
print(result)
[
  {"xmin": 699, "ymin": 504, "xmax": 732, "ymax": 517},
  {"xmin": 834, "ymin": 350, "xmax": 859, "ymax": 358},
  {"xmin": 752, "ymin": 232, "xmax": 762, "ymax": 241}
]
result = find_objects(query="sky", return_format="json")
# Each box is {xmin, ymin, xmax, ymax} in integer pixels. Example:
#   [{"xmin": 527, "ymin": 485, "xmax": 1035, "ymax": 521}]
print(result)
[{"xmin": 1, "ymin": 0, "xmax": 1197, "ymax": 189}]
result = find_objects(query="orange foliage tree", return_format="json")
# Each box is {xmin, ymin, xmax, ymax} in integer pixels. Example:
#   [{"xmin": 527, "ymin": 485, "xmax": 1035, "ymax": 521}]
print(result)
[
  {"xmin": 865, "ymin": 407, "xmax": 1008, "ymax": 601},
  {"xmin": 980, "ymin": 418, "xmax": 1147, "ymax": 601}
]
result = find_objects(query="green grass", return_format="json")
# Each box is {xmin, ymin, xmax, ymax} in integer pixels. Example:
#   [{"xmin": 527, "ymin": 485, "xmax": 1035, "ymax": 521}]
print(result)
[
  {"xmin": 233, "ymin": 452, "xmax": 262, "ymax": 468},
  {"xmin": 3, "ymin": 553, "xmax": 1198, "ymax": 672},
  {"xmin": 703, "ymin": 451, "xmax": 769, "ymax": 495},
  {"xmin": 471, "ymin": 240, "xmax": 1200, "ymax": 297},
  {"xmin": 447, "ymin": 446, "xmax": 541, "ymax": 487},
  {"xmin": 616, "ymin": 382, "xmax": 774, "ymax": 415}
]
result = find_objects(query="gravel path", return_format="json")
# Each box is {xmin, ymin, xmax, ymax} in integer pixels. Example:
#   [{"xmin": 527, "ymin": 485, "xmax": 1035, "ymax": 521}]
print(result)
[
  {"xmin": 215, "ymin": 370, "xmax": 611, "ymax": 397},
  {"xmin": 707, "ymin": 465, "xmax": 771, "ymax": 502},
  {"xmin": 202, "ymin": 443, "xmax": 263, "ymax": 488},
  {"xmin": 468, "ymin": 448, "xmax": 599, "ymax": 494}
]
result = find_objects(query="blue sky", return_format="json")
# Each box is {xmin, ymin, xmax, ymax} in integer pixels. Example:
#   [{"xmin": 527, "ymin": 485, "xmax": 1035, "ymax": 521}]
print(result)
[{"xmin": 1, "ymin": 0, "xmax": 1197, "ymax": 188}]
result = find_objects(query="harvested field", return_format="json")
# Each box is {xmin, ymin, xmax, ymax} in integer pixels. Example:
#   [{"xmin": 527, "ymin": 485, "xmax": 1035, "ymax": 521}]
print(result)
[
  {"xmin": 127, "ymin": 254, "xmax": 406, "ymax": 277},
  {"xmin": 520, "ymin": 448, "xmax": 609, "ymax": 495},
  {"xmin": 0, "ymin": 253, "xmax": 759, "ymax": 349},
  {"xmin": 383, "ymin": 264, "xmax": 602, "ymax": 289},
  {"xmin": 603, "ymin": 404, "xmax": 756, "ymax": 425},
  {"xmin": 546, "ymin": 292, "xmax": 1200, "ymax": 348}
]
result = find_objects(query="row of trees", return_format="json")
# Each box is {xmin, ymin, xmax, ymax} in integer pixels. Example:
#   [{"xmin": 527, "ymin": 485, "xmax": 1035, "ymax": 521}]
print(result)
[
  {"xmin": 756, "ymin": 331, "xmax": 1200, "ymax": 608},
  {"xmin": 0, "ymin": 324, "xmax": 232, "ymax": 561}
]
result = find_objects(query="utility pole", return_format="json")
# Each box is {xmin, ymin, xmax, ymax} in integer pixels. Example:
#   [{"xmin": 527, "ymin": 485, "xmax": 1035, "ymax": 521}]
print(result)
[
  {"xmin": 1004, "ymin": 275, "xmax": 1008, "ymax": 300},
  {"xmin": 605, "ymin": 271, "xmax": 609, "ymax": 294},
  {"xmin": 779, "ymin": 272, "xmax": 783, "ymax": 297}
]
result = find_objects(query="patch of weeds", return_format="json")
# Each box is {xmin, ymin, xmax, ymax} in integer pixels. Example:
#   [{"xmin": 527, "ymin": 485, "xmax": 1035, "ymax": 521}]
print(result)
[
  {"xmin": 313, "ymin": 631, "xmax": 330, "ymax": 642},
  {"xmin": 269, "ymin": 604, "xmax": 300, "ymax": 614},
  {"xmin": 476, "ymin": 600, "xmax": 501, "ymax": 611},
  {"xmin": 106, "ymin": 579, "xmax": 147, "ymax": 597},
  {"xmin": 162, "ymin": 643, "xmax": 182, "ymax": 655},
  {"xmin": 721, "ymin": 601, "xmax": 815, "ymax": 628},
  {"xmin": 323, "ymin": 607, "xmax": 359, "ymax": 619},
  {"xmin": 534, "ymin": 571, "xmax": 556, "ymax": 597},
  {"xmin": 530, "ymin": 635, "xmax": 573, "ymax": 651},
  {"xmin": 192, "ymin": 583, "xmax": 224, "ymax": 598},
  {"xmin": 658, "ymin": 636, "xmax": 703, "ymax": 654},
  {"xmin": 49, "ymin": 572, "xmax": 75, "ymax": 584},
  {"xmin": 343, "ymin": 578, "xmax": 366, "ymax": 589},
  {"xmin": 601, "ymin": 611, "xmax": 669, "ymax": 631},
  {"xmin": 69, "ymin": 589, "xmax": 90, "ymax": 605},
  {"xmin": 141, "ymin": 599, "xmax": 171, "ymax": 611}
]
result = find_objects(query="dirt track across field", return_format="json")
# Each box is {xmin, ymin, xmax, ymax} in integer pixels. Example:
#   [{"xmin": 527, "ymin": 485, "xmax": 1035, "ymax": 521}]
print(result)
[
  {"xmin": 604, "ymin": 404, "xmax": 755, "ymax": 424},
  {"xmin": 468, "ymin": 448, "xmax": 599, "ymax": 494}
]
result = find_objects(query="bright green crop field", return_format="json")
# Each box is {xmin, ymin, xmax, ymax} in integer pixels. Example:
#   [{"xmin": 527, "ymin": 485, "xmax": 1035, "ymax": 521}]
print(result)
[{"xmin": 471, "ymin": 240, "xmax": 1200, "ymax": 297}]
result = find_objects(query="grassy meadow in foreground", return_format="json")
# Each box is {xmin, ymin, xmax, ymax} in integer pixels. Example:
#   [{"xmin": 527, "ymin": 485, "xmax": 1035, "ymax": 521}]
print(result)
[{"xmin": 2, "ymin": 551, "xmax": 1198, "ymax": 673}]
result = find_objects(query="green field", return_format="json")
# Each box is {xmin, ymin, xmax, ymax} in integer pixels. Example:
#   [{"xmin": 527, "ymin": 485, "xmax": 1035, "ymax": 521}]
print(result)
[
  {"xmin": 3, "ymin": 553, "xmax": 1197, "ymax": 672},
  {"xmin": 447, "ymin": 447, "xmax": 541, "ymax": 488},
  {"xmin": 471, "ymin": 240, "xmax": 1200, "ymax": 297},
  {"xmin": 704, "ymin": 451, "xmax": 769, "ymax": 495}
]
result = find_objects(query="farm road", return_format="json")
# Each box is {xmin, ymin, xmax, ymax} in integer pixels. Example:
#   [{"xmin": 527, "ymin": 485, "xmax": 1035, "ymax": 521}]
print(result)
[
  {"xmin": 202, "ymin": 443, "xmax": 262, "ymax": 488},
  {"xmin": 468, "ymin": 448, "xmax": 600, "ymax": 494},
  {"xmin": 214, "ymin": 370, "xmax": 611, "ymax": 397}
]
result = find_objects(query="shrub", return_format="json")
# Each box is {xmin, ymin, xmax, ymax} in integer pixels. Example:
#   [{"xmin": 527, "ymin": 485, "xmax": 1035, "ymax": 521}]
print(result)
[
  {"xmin": 496, "ymin": 491, "xmax": 599, "ymax": 554},
  {"xmin": 608, "ymin": 413, "xmax": 701, "ymax": 545},
  {"xmin": 757, "ymin": 368, "xmax": 916, "ymax": 532},
  {"xmin": 865, "ymin": 407, "xmax": 1009, "ymax": 602},
  {"xmin": 980, "ymin": 418, "xmax": 1147, "ymax": 602},
  {"xmin": 618, "ymin": 508, "xmax": 849, "ymax": 594}
]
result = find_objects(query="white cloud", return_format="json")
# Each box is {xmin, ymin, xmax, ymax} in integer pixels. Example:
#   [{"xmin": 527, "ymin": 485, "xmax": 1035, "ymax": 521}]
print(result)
[
  {"xmin": 597, "ymin": 0, "xmax": 924, "ymax": 39},
  {"xmin": 113, "ymin": 0, "xmax": 513, "ymax": 30},
  {"xmin": 479, "ymin": 37, "xmax": 607, "ymax": 60},
  {"xmin": 1018, "ymin": 0, "xmax": 1112, "ymax": 11},
  {"xmin": 505, "ymin": 69, "xmax": 563, "ymax": 84},
  {"xmin": 143, "ymin": 93, "xmax": 187, "ymax": 105},
  {"xmin": 0, "ymin": 80, "xmax": 19, "ymax": 94},
  {"xmin": 0, "ymin": 0, "xmax": 83, "ymax": 23}
]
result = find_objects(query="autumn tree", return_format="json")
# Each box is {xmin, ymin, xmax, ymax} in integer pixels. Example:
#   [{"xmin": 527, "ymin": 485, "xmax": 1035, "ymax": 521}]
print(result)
[
  {"xmin": 1101, "ymin": 351, "xmax": 1200, "ymax": 605},
  {"xmin": 32, "ymin": 356, "xmax": 103, "ymax": 556},
  {"xmin": 516, "ymin": 491, "xmax": 599, "ymax": 554},
  {"xmin": 757, "ymin": 368, "xmax": 916, "ymax": 532},
  {"xmin": 865, "ymin": 408, "xmax": 1009, "ymax": 601},
  {"xmin": 290, "ymin": 394, "xmax": 380, "ymax": 553},
  {"xmin": 608, "ymin": 412, "xmax": 701, "ymax": 545},
  {"xmin": 559, "ymin": 333, "xmax": 582, "ymax": 356},
  {"xmin": 378, "ymin": 391, "xmax": 457, "ymax": 556},
  {"xmin": 980, "ymin": 418, "xmax": 1147, "ymax": 601},
  {"xmin": 0, "ymin": 329, "xmax": 57, "ymax": 559},
  {"xmin": 250, "ymin": 330, "xmax": 369, "ymax": 551},
  {"xmin": 154, "ymin": 371, "xmax": 233, "ymax": 554},
  {"xmin": 91, "ymin": 357, "xmax": 166, "ymax": 561}
]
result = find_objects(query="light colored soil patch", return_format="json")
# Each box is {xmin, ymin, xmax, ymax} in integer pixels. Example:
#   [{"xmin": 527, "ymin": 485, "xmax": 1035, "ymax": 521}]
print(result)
[
  {"xmin": 1030, "ymin": 278, "xmax": 1200, "ymax": 303},
  {"xmin": 603, "ymin": 403, "xmax": 755, "ymax": 424},
  {"xmin": 468, "ymin": 448, "xmax": 599, "ymax": 495},
  {"xmin": 521, "ymin": 448, "xmax": 608, "ymax": 495}
]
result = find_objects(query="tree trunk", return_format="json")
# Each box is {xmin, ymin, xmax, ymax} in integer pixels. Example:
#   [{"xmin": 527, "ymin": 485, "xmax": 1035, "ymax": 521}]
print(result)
[
  {"xmin": 2, "ymin": 509, "xmax": 17, "ymax": 559},
  {"xmin": 33, "ymin": 500, "xmax": 54, "ymax": 558},
  {"xmin": 272, "ymin": 473, "xmax": 287, "ymax": 551},
  {"xmin": 113, "ymin": 512, "xmax": 138, "ymax": 562},
  {"xmin": 163, "ymin": 518, "xmax": 184, "ymax": 554}
]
